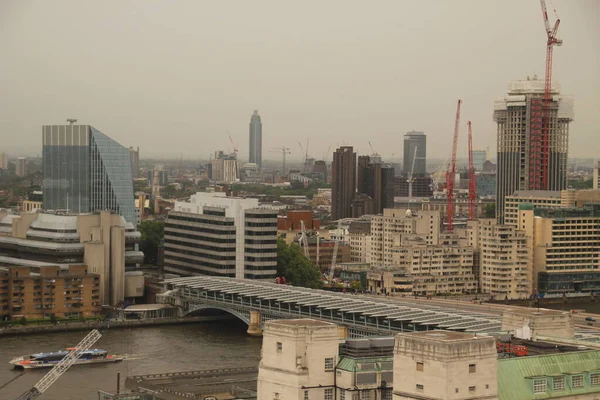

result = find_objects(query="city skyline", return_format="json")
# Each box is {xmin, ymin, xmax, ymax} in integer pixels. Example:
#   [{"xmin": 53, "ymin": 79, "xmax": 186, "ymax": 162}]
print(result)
[{"xmin": 0, "ymin": 1, "xmax": 598, "ymax": 160}]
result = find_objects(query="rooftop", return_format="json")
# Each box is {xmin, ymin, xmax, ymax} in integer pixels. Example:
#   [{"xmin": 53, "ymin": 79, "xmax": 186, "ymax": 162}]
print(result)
[
  {"xmin": 268, "ymin": 319, "xmax": 335, "ymax": 328},
  {"xmin": 400, "ymin": 330, "xmax": 488, "ymax": 342},
  {"xmin": 510, "ymin": 190, "xmax": 562, "ymax": 198}
]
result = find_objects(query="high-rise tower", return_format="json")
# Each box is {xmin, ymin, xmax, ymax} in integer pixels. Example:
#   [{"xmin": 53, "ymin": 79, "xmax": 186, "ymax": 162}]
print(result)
[
  {"xmin": 403, "ymin": 131, "xmax": 426, "ymax": 175},
  {"xmin": 494, "ymin": 78, "xmax": 573, "ymax": 223},
  {"xmin": 331, "ymin": 146, "xmax": 356, "ymax": 220},
  {"xmin": 249, "ymin": 110, "xmax": 262, "ymax": 168}
]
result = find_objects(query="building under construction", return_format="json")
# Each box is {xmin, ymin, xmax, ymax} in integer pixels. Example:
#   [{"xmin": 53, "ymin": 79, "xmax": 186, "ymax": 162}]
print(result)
[{"xmin": 493, "ymin": 77, "xmax": 573, "ymax": 223}]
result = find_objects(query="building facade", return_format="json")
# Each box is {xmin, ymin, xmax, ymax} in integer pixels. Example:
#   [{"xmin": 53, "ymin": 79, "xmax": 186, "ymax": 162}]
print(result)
[
  {"xmin": 128, "ymin": 146, "xmax": 140, "ymax": 179},
  {"xmin": 249, "ymin": 110, "xmax": 262, "ymax": 168},
  {"xmin": 42, "ymin": 125, "xmax": 136, "ymax": 226},
  {"xmin": 393, "ymin": 176, "xmax": 433, "ymax": 198},
  {"xmin": 16, "ymin": 157, "xmax": 27, "ymax": 177},
  {"xmin": 594, "ymin": 161, "xmax": 599, "ymax": 190},
  {"xmin": 494, "ymin": 78, "xmax": 574, "ymax": 223},
  {"xmin": 472, "ymin": 150, "xmax": 487, "ymax": 171},
  {"xmin": 0, "ymin": 152, "xmax": 8, "ymax": 170},
  {"xmin": 403, "ymin": 131, "xmax": 426, "ymax": 175},
  {"xmin": 164, "ymin": 192, "xmax": 278, "ymax": 280},
  {"xmin": 357, "ymin": 156, "xmax": 394, "ymax": 216},
  {"xmin": 331, "ymin": 146, "xmax": 356, "ymax": 220}
]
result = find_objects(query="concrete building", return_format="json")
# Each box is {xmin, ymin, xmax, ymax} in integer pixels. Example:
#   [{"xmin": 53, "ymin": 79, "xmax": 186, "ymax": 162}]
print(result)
[
  {"xmin": 146, "ymin": 167, "xmax": 168, "ymax": 187},
  {"xmin": 42, "ymin": 124, "xmax": 136, "ymax": 226},
  {"xmin": 468, "ymin": 219, "xmax": 531, "ymax": 299},
  {"xmin": 242, "ymin": 162, "xmax": 261, "ymax": 183},
  {"xmin": 475, "ymin": 172, "xmax": 496, "ymax": 197},
  {"xmin": 594, "ymin": 160, "xmax": 599, "ymax": 190},
  {"xmin": 403, "ymin": 131, "xmax": 426, "ymax": 175},
  {"xmin": 504, "ymin": 189, "xmax": 600, "ymax": 226},
  {"xmin": 0, "ymin": 264, "xmax": 101, "ymax": 320},
  {"xmin": 0, "ymin": 152, "xmax": 8, "ymax": 170},
  {"xmin": 128, "ymin": 146, "xmax": 140, "ymax": 179},
  {"xmin": 394, "ymin": 330, "xmax": 498, "ymax": 400},
  {"xmin": 312, "ymin": 160, "xmax": 328, "ymax": 182},
  {"xmin": 249, "ymin": 110, "xmax": 262, "ymax": 168},
  {"xmin": 164, "ymin": 192, "xmax": 278, "ymax": 280},
  {"xmin": 210, "ymin": 151, "xmax": 238, "ymax": 183},
  {"xmin": 16, "ymin": 157, "xmax": 27, "ymax": 177},
  {"xmin": 331, "ymin": 146, "xmax": 356, "ymax": 220},
  {"xmin": 394, "ymin": 175, "xmax": 433, "ymax": 198},
  {"xmin": 0, "ymin": 211, "xmax": 141, "ymax": 305},
  {"xmin": 21, "ymin": 200, "xmax": 42, "ymax": 212},
  {"xmin": 494, "ymin": 78, "xmax": 574, "ymax": 223},
  {"xmin": 357, "ymin": 156, "xmax": 394, "ymax": 216},
  {"xmin": 348, "ymin": 218, "xmax": 372, "ymax": 263},
  {"xmin": 518, "ymin": 204, "xmax": 600, "ymax": 294},
  {"xmin": 472, "ymin": 150, "xmax": 486, "ymax": 171}
]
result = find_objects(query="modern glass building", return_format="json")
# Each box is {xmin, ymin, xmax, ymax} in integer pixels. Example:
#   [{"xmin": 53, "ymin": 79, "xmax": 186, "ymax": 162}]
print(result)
[
  {"xmin": 403, "ymin": 131, "xmax": 426, "ymax": 175},
  {"xmin": 42, "ymin": 125, "xmax": 136, "ymax": 226}
]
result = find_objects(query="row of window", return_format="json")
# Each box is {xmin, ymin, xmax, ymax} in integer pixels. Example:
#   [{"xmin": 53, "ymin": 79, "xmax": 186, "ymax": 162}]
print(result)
[{"xmin": 533, "ymin": 373, "xmax": 600, "ymax": 394}]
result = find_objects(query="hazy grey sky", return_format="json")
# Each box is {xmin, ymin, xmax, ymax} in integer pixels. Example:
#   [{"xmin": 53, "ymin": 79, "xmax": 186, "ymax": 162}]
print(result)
[{"xmin": 1, "ymin": 0, "xmax": 598, "ymax": 161}]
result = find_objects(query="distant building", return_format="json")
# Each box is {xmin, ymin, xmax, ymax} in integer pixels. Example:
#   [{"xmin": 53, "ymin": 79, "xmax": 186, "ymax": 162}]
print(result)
[
  {"xmin": 312, "ymin": 160, "xmax": 328, "ymax": 182},
  {"xmin": 21, "ymin": 200, "xmax": 42, "ymax": 212},
  {"xmin": 356, "ymin": 155, "xmax": 394, "ymax": 215},
  {"xmin": 146, "ymin": 167, "xmax": 168, "ymax": 187},
  {"xmin": 249, "ymin": 110, "xmax": 262, "ymax": 168},
  {"xmin": 0, "ymin": 152, "xmax": 8, "ymax": 170},
  {"xmin": 393, "ymin": 175, "xmax": 433, "ymax": 197},
  {"xmin": 128, "ymin": 146, "xmax": 140, "ymax": 179},
  {"xmin": 42, "ymin": 125, "xmax": 136, "ymax": 226},
  {"xmin": 494, "ymin": 78, "xmax": 574, "ymax": 223},
  {"xmin": 241, "ymin": 162, "xmax": 261, "ymax": 183},
  {"xmin": 210, "ymin": 151, "xmax": 238, "ymax": 183},
  {"xmin": 16, "ymin": 157, "xmax": 27, "ymax": 177},
  {"xmin": 476, "ymin": 171, "xmax": 496, "ymax": 197},
  {"xmin": 472, "ymin": 150, "xmax": 486, "ymax": 171},
  {"xmin": 277, "ymin": 210, "xmax": 320, "ymax": 231},
  {"xmin": 594, "ymin": 160, "xmax": 599, "ymax": 190},
  {"xmin": 403, "ymin": 131, "xmax": 426, "ymax": 175},
  {"xmin": 331, "ymin": 146, "xmax": 356, "ymax": 220},
  {"xmin": 164, "ymin": 192, "xmax": 278, "ymax": 280}
]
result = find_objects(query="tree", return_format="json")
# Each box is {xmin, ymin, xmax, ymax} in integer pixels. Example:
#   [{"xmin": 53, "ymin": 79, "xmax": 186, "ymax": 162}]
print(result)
[
  {"xmin": 139, "ymin": 220, "xmax": 164, "ymax": 265},
  {"xmin": 568, "ymin": 179, "xmax": 593, "ymax": 190},
  {"xmin": 276, "ymin": 238, "xmax": 322, "ymax": 289},
  {"xmin": 483, "ymin": 203, "xmax": 495, "ymax": 218}
]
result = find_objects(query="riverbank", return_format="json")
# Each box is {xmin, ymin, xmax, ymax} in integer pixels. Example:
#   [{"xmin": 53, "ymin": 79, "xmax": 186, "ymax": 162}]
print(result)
[{"xmin": 0, "ymin": 315, "xmax": 234, "ymax": 337}]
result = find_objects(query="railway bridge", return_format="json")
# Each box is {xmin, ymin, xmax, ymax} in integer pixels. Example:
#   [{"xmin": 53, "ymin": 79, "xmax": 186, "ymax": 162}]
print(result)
[{"xmin": 158, "ymin": 276, "xmax": 503, "ymax": 338}]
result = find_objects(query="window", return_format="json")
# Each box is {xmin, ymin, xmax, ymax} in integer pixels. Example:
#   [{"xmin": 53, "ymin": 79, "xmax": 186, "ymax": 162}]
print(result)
[
  {"xmin": 304, "ymin": 390, "xmax": 309, "ymax": 400},
  {"xmin": 361, "ymin": 391, "xmax": 370, "ymax": 400},
  {"xmin": 277, "ymin": 342, "xmax": 282, "ymax": 352},
  {"xmin": 416, "ymin": 384, "xmax": 424, "ymax": 391},
  {"xmin": 533, "ymin": 378, "xmax": 547, "ymax": 394},
  {"xmin": 553, "ymin": 377, "xmax": 565, "ymax": 391},
  {"xmin": 339, "ymin": 390, "xmax": 344, "ymax": 400},
  {"xmin": 325, "ymin": 357, "xmax": 335, "ymax": 372},
  {"xmin": 383, "ymin": 390, "xmax": 392, "ymax": 400},
  {"xmin": 469, "ymin": 363, "xmax": 476, "ymax": 373},
  {"xmin": 485, "ymin": 384, "xmax": 489, "ymax": 389},
  {"xmin": 591, "ymin": 374, "xmax": 600, "ymax": 386},
  {"xmin": 469, "ymin": 386, "xmax": 476, "ymax": 392},
  {"xmin": 324, "ymin": 388, "xmax": 333, "ymax": 400},
  {"xmin": 416, "ymin": 362, "xmax": 424, "ymax": 371},
  {"xmin": 572, "ymin": 375, "xmax": 584, "ymax": 388},
  {"xmin": 455, "ymin": 388, "xmax": 459, "ymax": 393}
]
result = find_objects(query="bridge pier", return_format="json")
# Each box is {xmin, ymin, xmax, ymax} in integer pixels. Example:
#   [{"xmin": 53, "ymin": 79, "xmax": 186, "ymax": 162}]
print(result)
[
  {"xmin": 338, "ymin": 325, "xmax": 349, "ymax": 339},
  {"xmin": 247, "ymin": 310, "xmax": 262, "ymax": 337}
]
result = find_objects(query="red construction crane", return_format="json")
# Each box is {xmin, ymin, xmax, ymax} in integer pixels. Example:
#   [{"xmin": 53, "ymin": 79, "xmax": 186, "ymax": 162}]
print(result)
[
  {"xmin": 446, "ymin": 99, "xmax": 461, "ymax": 232},
  {"xmin": 229, "ymin": 134, "xmax": 239, "ymax": 155},
  {"xmin": 467, "ymin": 121, "xmax": 476, "ymax": 221},
  {"xmin": 532, "ymin": 0, "xmax": 562, "ymax": 189}
]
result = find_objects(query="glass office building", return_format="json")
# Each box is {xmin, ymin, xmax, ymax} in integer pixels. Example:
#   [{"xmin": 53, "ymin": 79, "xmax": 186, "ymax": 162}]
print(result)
[{"xmin": 42, "ymin": 125, "xmax": 136, "ymax": 226}]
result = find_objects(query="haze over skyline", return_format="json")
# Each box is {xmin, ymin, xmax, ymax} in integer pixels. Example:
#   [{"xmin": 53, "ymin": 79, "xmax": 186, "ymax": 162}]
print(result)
[{"xmin": 1, "ymin": 0, "xmax": 598, "ymax": 161}]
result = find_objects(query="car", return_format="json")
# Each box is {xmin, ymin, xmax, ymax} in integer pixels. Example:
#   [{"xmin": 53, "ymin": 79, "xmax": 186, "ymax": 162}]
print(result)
[{"xmin": 585, "ymin": 317, "xmax": 596, "ymax": 322}]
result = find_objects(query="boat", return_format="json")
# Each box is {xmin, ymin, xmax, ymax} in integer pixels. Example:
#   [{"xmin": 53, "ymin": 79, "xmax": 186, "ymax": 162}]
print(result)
[{"xmin": 9, "ymin": 348, "xmax": 123, "ymax": 369}]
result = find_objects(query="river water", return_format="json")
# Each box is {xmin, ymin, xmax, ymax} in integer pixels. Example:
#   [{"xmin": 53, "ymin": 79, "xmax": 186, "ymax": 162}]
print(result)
[{"xmin": 0, "ymin": 320, "xmax": 262, "ymax": 400}]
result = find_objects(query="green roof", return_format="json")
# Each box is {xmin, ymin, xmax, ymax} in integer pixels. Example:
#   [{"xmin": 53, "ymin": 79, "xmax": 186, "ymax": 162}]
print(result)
[
  {"xmin": 336, "ymin": 356, "xmax": 393, "ymax": 372},
  {"xmin": 498, "ymin": 350, "xmax": 600, "ymax": 400}
]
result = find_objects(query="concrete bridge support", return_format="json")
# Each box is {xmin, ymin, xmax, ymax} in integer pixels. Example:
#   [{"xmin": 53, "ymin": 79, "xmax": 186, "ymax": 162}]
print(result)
[
  {"xmin": 247, "ymin": 310, "xmax": 262, "ymax": 336},
  {"xmin": 338, "ymin": 325, "xmax": 349, "ymax": 339}
]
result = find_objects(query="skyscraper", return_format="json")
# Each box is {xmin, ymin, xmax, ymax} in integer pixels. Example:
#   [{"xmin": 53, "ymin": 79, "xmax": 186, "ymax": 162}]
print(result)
[
  {"xmin": 356, "ymin": 155, "xmax": 394, "ymax": 216},
  {"xmin": 128, "ymin": 146, "xmax": 140, "ymax": 179},
  {"xmin": 493, "ymin": 77, "xmax": 574, "ymax": 222},
  {"xmin": 249, "ymin": 110, "xmax": 262, "ymax": 168},
  {"xmin": 403, "ymin": 131, "xmax": 426, "ymax": 175},
  {"xmin": 16, "ymin": 157, "xmax": 27, "ymax": 177},
  {"xmin": 472, "ymin": 150, "xmax": 487, "ymax": 171},
  {"xmin": 0, "ymin": 153, "xmax": 8, "ymax": 170},
  {"xmin": 42, "ymin": 125, "xmax": 136, "ymax": 225},
  {"xmin": 331, "ymin": 146, "xmax": 356, "ymax": 220}
]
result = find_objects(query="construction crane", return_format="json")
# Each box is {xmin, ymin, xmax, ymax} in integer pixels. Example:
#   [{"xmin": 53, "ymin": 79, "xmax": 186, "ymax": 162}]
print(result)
[
  {"xmin": 467, "ymin": 121, "xmax": 476, "ymax": 221},
  {"xmin": 270, "ymin": 147, "xmax": 291, "ymax": 176},
  {"xmin": 445, "ymin": 99, "xmax": 462, "ymax": 233},
  {"xmin": 300, "ymin": 220, "xmax": 309, "ymax": 258},
  {"xmin": 229, "ymin": 134, "xmax": 239, "ymax": 157},
  {"xmin": 530, "ymin": 0, "xmax": 563, "ymax": 190},
  {"xmin": 15, "ymin": 324, "xmax": 107, "ymax": 400},
  {"xmin": 407, "ymin": 146, "xmax": 418, "ymax": 198},
  {"xmin": 328, "ymin": 219, "xmax": 342, "ymax": 283}
]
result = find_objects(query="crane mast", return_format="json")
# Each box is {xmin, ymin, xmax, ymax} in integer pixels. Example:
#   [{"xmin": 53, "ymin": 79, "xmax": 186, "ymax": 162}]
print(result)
[
  {"xmin": 328, "ymin": 219, "xmax": 342, "ymax": 283},
  {"xmin": 407, "ymin": 145, "xmax": 418, "ymax": 199},
  {"xmin": 467, "ymin": 121, "xmax": 476, "ymax": 221},
  {"xmin": 300, "ymin": 220, "xmax": 309, "ymax": 258},
  {"xmin": 446, "ymin": 100, "xmax": 462, "ymax": 232}
]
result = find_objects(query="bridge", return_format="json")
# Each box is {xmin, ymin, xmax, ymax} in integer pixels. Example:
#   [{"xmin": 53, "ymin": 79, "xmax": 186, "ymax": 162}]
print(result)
[{"xmin": 158, "ymin": 276, "xmax": 503, "ymax": 338}]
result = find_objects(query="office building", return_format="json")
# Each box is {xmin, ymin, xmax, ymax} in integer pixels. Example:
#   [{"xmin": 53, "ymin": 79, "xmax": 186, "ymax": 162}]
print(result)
[
  {"xmin": 0, "ymin": 264, "xmax": 102, "ymax": 320},
  {"xmin": 0, "ymin": 210, "xmax": 142, "ymax": 305},
  {"xmin": 331, "ymin": 146, "xmax": 356, "ymax": 220},
  {"xmin": 241, "ymin": 162, "xmax": 261, "ymax": 183},
  {"xmin": 468, "ymin": 219, "xmax": 531, "ymax": 299},
  {"xmin": 210, "ymin": 151, "xmax": 238, "ymax": 183},
  {"xmin": 494, "ymin": 77, "xmax": 574, "ymax": 223},
  {"xmin": 594, "ymin": 161, "xmax": 599, "ymax": 190},
  {"xmin": 356, "ymin": 155, "xmax": 394, "ymax": 215},
  {"xmin": 312, "ymin": 160, "xmax": 328, "ymax": 182},
  {"xmin": 128, "ymin": 147, "xmax": 140, "ymax": 179},
  {"xmin": 42, "ymin": 125, "xmax": 137, "ymax": 226},
  {"xmin": 164, "ymin": 192, "xmax": 278, "ymax": 280},
  {"xmin": 146, "ymin": 167, "xmax": 168, "ymax": 188},
  {"xmin": 0, "ymin": 152, "xmax": 8, "ymax": 170},
  {"xmin": 519, "ymin": 204, "xmax": 600, "ymax": 294},
  {"xmin": 403, "ymin": 131, "xmax": 426, "ymax": 175},
  {"xmin": 472, "ymin": 150, "xmax": 487, "ymax": 171},
  {"xmin": 393, "ymin": 175, "xmax": 433, "ymax": 197},
  {"xmin": 249, "ymin": 110, "xmax": 262, "ymax": 168},
  {"xmin": 476, "ymin": 171, "xmax": 496, "ymax": 197},
  {"xmin": 16, "ymin": 157, "xmax": 27, "ymax": 177}
]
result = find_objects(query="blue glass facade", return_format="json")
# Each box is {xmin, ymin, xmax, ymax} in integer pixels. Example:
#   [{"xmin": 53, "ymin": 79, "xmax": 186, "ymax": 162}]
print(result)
[{"xmin": 43, "ymin": 125, "xmax": 136, "ymax": 226}]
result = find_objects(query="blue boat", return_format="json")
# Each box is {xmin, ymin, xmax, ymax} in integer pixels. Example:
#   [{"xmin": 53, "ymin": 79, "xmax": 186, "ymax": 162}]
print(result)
[{"xmin": 10, "ymin": 348, "xmax": 122, "ymax": 369}]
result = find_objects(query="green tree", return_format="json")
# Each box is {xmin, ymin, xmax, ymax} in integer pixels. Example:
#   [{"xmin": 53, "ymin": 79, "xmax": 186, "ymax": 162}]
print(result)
[
  {"xmin": 568, "ymin": 179, "xmax": 593, "ymax": 190},
  {"xmin": 276, "ymin": 239, "xmax": 322, "ymax": 289},
  {"xmin": 483, "ymin": 203, "xmax": 495, "ymax": 218},
  {"xmin": 139, "ymin": 220, "xmax": 164, "ymax": 265}
]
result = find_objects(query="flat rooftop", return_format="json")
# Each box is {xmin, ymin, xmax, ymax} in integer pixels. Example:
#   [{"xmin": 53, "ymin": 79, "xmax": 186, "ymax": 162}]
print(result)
[
  {"xmin": 268, "ymin": 319, "xmax": 335, "ymax": 327},
  {"xmin": 400, "ymin": 330, "xmax": 487, "ymax": 342}
]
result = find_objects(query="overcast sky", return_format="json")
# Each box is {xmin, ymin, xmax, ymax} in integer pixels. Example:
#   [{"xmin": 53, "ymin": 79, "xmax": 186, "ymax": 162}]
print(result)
[{"xmin": 1, "ymin": 0, "xmax": 598, "ymax": 162}]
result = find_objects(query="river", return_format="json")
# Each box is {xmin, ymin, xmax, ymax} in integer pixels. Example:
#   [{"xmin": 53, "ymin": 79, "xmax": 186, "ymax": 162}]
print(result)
[{"xmin": 0, "ymin": 320, "xmax": 262, "ymax": 400}]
